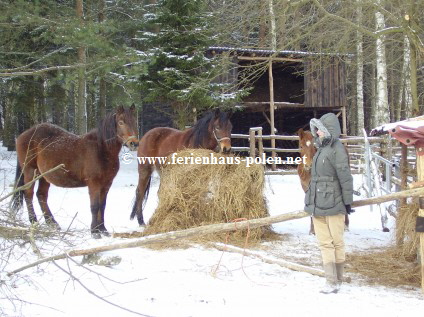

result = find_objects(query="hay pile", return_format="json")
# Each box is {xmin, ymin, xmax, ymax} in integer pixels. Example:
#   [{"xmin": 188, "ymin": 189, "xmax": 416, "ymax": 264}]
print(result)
[
  {"xmin": 143, "ymin": 149, "xmax": 273, "ymax": 244},
  {"xmin": 395, "ymin": 202, "xmax": 420, "ymax": 256},
  {"xmin": 347, "ymin": 202, "xmax": 420, "ymax": 288},
  {"xmin": 347, "ymin": 247, "xmax": 420, "ymax": 288}
]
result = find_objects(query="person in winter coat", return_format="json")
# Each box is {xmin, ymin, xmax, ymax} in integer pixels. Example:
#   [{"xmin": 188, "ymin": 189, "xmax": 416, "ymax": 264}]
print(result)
[{"xmin": 305, "ymin": 112, "xmax": 353, "ymax": 294}]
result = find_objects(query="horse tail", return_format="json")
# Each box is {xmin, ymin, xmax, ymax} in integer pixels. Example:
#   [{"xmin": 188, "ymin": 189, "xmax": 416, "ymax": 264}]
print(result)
[
  {"xmin": 11, "ymin": 159, "xmax": 24, "ymax": 211},
  {"xmin": 130, "ymin": 176, "xmax": 151, "ymax": 221}
]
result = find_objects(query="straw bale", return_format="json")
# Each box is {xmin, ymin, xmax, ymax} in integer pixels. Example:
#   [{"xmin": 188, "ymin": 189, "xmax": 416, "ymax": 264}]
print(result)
[{"xmin": 143, "ymin": 149, "xmax": 273, "ymax": 243}]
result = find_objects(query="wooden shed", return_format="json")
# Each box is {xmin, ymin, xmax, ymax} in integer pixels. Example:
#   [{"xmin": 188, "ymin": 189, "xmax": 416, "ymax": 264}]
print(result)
[{"xmin": 207, "ymin": 47, "xmax": 351, "ymax": 138}]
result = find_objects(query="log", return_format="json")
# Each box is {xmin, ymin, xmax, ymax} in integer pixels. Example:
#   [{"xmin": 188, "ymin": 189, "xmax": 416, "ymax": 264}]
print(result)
[
  {"xmin": 8, "ymin": 210, "xmax": 309, "ymax": 276},
  {"xmin": 9, "ymin": 186, "xmax": 424, "ymax": 276},
  {"xmin": 351, "ymin": 187, "xmax": 424, "ymax": 208}
]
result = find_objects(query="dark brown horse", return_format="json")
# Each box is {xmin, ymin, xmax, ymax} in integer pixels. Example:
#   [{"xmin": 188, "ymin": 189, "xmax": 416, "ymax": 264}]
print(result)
[
  {"xmin": 12, "ymin": 105, "xmax": 138, "ymax": 238},
  {"xmin": 297, "ymin": 128, "xmax": 349, "ymax": 234},
  {"xmin": 130, "ymin": 109, "xmax": 232, "ymax": 226}
]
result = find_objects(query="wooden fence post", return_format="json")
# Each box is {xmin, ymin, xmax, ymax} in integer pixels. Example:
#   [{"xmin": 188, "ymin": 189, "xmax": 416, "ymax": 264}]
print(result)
[
  {"xmin": 416, "ymin": 152, "xmax": 424, "ymax": 293},
  {"xmin": 249, "ymin": 128, "xmax": 256, "ymax": 158},
  {"xmin": 257, "ymin": 127, "xmax": 264, "ymax": 159}
]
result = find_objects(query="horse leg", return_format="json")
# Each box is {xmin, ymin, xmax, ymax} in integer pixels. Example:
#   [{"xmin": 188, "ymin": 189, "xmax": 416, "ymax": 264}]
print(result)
[
  {"xmin": 23, "ymin": 169, "xmax": 38, "ymax": 224},
  {"xmin": 36, "ymin": 177, "xmax": 60, "ymax": 229},
  {"xmin": 131, "ymin": 164, "xmax": 153, "ymax": 226},
  {"xmin": 97, "ymin": 185, "xmax": 112, "ymax": 237},
  {"xmin": 88, "ymin": 185, "xmax": 102, "ymax": 239}
]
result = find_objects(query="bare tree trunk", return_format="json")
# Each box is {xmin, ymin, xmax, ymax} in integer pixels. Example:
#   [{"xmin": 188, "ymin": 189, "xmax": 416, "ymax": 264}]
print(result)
[
  {"xmin": 405, "ymin": 1, "xmax": 420, "ymax": 116},
  {"xmin": 268, "ymin": 0, "xmax": 276, "ymax": 50},
  {"xmin": 356, "ymin": 0, "xmax": 364, "ymax": 135},
  {"xmin": 399, "ymin": 35, "xmax": 413, "ymax": 120},
  {"xmin": 375, "ymin": 2, "xmax": 390, "ymax": 126},
  {"xmin": 76, "ymin": 0, "xmax": 87, "ymax": 134},
  {"xmin": 98, "ymin": 0, "xmax": 106, "ymax": 119}
]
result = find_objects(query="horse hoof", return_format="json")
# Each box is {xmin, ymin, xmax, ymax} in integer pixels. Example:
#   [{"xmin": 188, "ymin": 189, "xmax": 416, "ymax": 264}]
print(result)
[
  {"xmin": 383, "ymin": 227, "xmax": 390, "ymax": 232},
  {"xmin": 91, "ymin": 232, "xmax": 102, "ymax": 239}
]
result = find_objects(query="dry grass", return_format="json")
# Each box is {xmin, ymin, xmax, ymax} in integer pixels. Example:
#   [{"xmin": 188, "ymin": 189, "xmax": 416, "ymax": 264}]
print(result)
[
  {"xmin": 395, "ymin": 202, "xmax": 420, "ymax": 256},
  {"xmin": 347, "ymin": 202, "xmax": 421, "ymax": 288},
  {"xmin": 347, "ymin": 247, "xmax": 420, "ymax": 288},
  {"xmin": 141, "ymin": 149, "xmax": 273, "ymax": 244}
]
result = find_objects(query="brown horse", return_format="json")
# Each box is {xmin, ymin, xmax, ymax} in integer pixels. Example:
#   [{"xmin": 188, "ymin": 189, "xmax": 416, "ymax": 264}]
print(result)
[
  {"xmin": 130, "ymin": 109, "xmax": 232, "ymax": 226},
  {"xmin": 12, "ymin": 105, "xmax": 138, "ymax": 238},
  {"xmin": 297, "ymin": 128, "xmax": 349, "ymax": 234}
]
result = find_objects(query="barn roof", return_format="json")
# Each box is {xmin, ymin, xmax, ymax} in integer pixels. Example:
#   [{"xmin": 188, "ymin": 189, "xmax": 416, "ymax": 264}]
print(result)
[{"xmin": 207, "ymin": 46, "xmax": 354, "ymax": 59}]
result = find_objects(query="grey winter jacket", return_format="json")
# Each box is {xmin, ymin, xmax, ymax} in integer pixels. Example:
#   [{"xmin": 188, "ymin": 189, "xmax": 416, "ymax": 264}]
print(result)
[{"xmin": 304, "ymin": 113, "xmax": 353, "ymax": 216}]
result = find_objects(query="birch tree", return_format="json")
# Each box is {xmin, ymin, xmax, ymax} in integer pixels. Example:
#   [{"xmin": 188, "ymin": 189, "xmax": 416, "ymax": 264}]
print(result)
[
  {"xmin": 356, "ymin": 0, "xmax": 364, "ymax": 135},
  {"xmin": 374, "ymin": 0, "xmax": 390, "ymax": 127}
]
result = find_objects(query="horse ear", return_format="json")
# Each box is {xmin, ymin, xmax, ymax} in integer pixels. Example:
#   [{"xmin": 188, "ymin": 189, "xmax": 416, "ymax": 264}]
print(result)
[
  {"xmin": 297, "ymin": 128, "xmax": 304, "ymax": 137},
  {"xmin": 214, "ymin": 108, "xmax": 220, "ymax": 118},
  {"xmin": 116, "ymin": 105, "xmax": 124, "ymax": 114},
  {"xmin": 130, "ymin": 103, "xmax": 136, "ymax": 112}
]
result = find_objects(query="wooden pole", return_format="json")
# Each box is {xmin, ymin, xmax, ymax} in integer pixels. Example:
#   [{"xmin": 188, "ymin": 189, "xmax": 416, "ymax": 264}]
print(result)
[
  {"xmin": 249, "ymin": 128, "xmax": 256, "ymax": 158},
  {"xmin": 416, "ymin": 150, "xmax": 424, "ymax": 293},
  {"xmin": 257, "ymin": 127, "xmax": 264, "ymax": 159},
  {"xmin": 268, "ymin": 60, "xmax": 276, "ymax": 171},
  {"xmin": 341, "ymin": 106, "xmax": 347, "ymax": 135}
]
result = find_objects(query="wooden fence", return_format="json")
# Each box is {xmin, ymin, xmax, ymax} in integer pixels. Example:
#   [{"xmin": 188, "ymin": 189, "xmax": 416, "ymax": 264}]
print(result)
[{"xmin": 231, "ymin": 127, "xmax": 416, "ymax": 183}]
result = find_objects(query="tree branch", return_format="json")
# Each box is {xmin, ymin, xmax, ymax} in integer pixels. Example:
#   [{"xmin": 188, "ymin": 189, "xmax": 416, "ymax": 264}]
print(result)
[{"xmin": 0, "ymin": 164, "xmax": 65, "ymax": 203}]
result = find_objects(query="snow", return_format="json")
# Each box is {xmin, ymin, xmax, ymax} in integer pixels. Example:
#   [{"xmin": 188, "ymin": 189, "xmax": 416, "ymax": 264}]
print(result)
[{"xmin": 1, "ymin": 146, "xmax": 424, "ymax": 317}]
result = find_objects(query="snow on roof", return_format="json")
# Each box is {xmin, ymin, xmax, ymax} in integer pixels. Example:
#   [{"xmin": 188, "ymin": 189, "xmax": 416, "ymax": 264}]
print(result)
[{"xmin": 208, "ymin": 46, "xmax": 354, "ymax": 58}]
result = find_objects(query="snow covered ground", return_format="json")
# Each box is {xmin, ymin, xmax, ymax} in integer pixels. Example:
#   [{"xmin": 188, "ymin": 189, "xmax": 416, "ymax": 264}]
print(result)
[{"xmin": 1, "ymin": 146, "xmax": 423, "ymax": 317}]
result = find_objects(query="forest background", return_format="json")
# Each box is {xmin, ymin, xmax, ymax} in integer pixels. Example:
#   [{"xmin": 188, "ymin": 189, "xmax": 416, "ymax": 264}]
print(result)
[{"xmin": 0, "ymin": 0, "xmax": 423, "ymax": 147}]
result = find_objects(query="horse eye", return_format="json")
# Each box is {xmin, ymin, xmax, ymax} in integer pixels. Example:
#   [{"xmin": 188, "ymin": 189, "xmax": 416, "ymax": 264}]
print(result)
[{"xmin": 118, "ymin": 120, "xmax": 124, "ymax": 126}]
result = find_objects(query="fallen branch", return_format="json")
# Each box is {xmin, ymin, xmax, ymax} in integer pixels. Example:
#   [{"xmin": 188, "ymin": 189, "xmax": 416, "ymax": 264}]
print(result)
[
  {"xmin": 212, "ymin": 243, "xmax": 354, "ymax": 282},
  {"xmin": 8, "ymin": 186, "xmax": 424, "ymax": 276},
  {"xmin": 0, "ymin": 164, "xmax": 65, "ymax": 203},
  {"xmin": 8, "ymin": 210, "xmax": 309, "ymax": 276},
  {"xmin": 213, "ymin": 242, "xmax": 324, "ymax": 277}
]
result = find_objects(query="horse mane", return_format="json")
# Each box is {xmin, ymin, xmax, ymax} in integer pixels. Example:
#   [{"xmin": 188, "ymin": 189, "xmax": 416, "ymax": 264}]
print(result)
[
  {"xmin": 97, "ymin": 112, "xmax": 117, "ymax": 148},
  {"xmin": 192, "ymin": 110, "xmax": 228, "ymax": 147}
]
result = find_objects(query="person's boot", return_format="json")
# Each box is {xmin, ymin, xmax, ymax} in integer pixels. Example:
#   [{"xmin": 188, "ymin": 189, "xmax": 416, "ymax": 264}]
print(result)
[
  {"xmin": 335, "ymin": 262, "xmax": 345, "ymax": 288},
  {"xmin": 320, "ymin": 262, "xmax": 339, "ymax": 294}
]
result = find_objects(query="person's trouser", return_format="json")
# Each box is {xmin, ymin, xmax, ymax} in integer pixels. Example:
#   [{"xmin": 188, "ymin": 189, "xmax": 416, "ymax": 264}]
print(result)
[{"xmin": 312, "ymin": 213, "xmax": 345, "ymax": 264}]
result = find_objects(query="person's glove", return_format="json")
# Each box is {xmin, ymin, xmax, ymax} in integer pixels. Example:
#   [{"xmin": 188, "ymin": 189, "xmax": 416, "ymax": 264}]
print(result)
[{"xmin": 345, "ymin": 204, "xmax": 355, "ymax": 214}]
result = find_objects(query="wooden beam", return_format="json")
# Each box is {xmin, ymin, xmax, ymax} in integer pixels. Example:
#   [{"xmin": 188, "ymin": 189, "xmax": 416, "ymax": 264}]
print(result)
[{"xmin": 416, "ymin": 151, "xmax": 424, "ymax": 293}]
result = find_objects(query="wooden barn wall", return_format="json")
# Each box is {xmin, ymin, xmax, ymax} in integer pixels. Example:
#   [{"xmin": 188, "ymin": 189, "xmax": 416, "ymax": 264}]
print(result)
[{"xmin": 304, "ymin": 58, "xmax": 346, "ymax": 109}]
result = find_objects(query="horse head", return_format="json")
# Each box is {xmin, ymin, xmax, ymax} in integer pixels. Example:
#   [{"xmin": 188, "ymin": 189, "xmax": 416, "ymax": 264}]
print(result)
[
  {"xmin": 297, "ymin": 128, "xmax": 315, "ymax": 171},
  {"xmin": 211, "ymin": 109, "xmax": 232, "ymax": 154},
  {"xmin": 116, "ymin": 104, "xmax": 139, "ymax": 151}
]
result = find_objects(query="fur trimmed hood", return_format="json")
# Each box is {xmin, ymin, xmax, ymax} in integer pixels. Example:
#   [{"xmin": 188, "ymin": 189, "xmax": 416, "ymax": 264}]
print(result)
[{"xmin": 310, "ymin": 113, "xmax": 341, "ymax": 147}]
